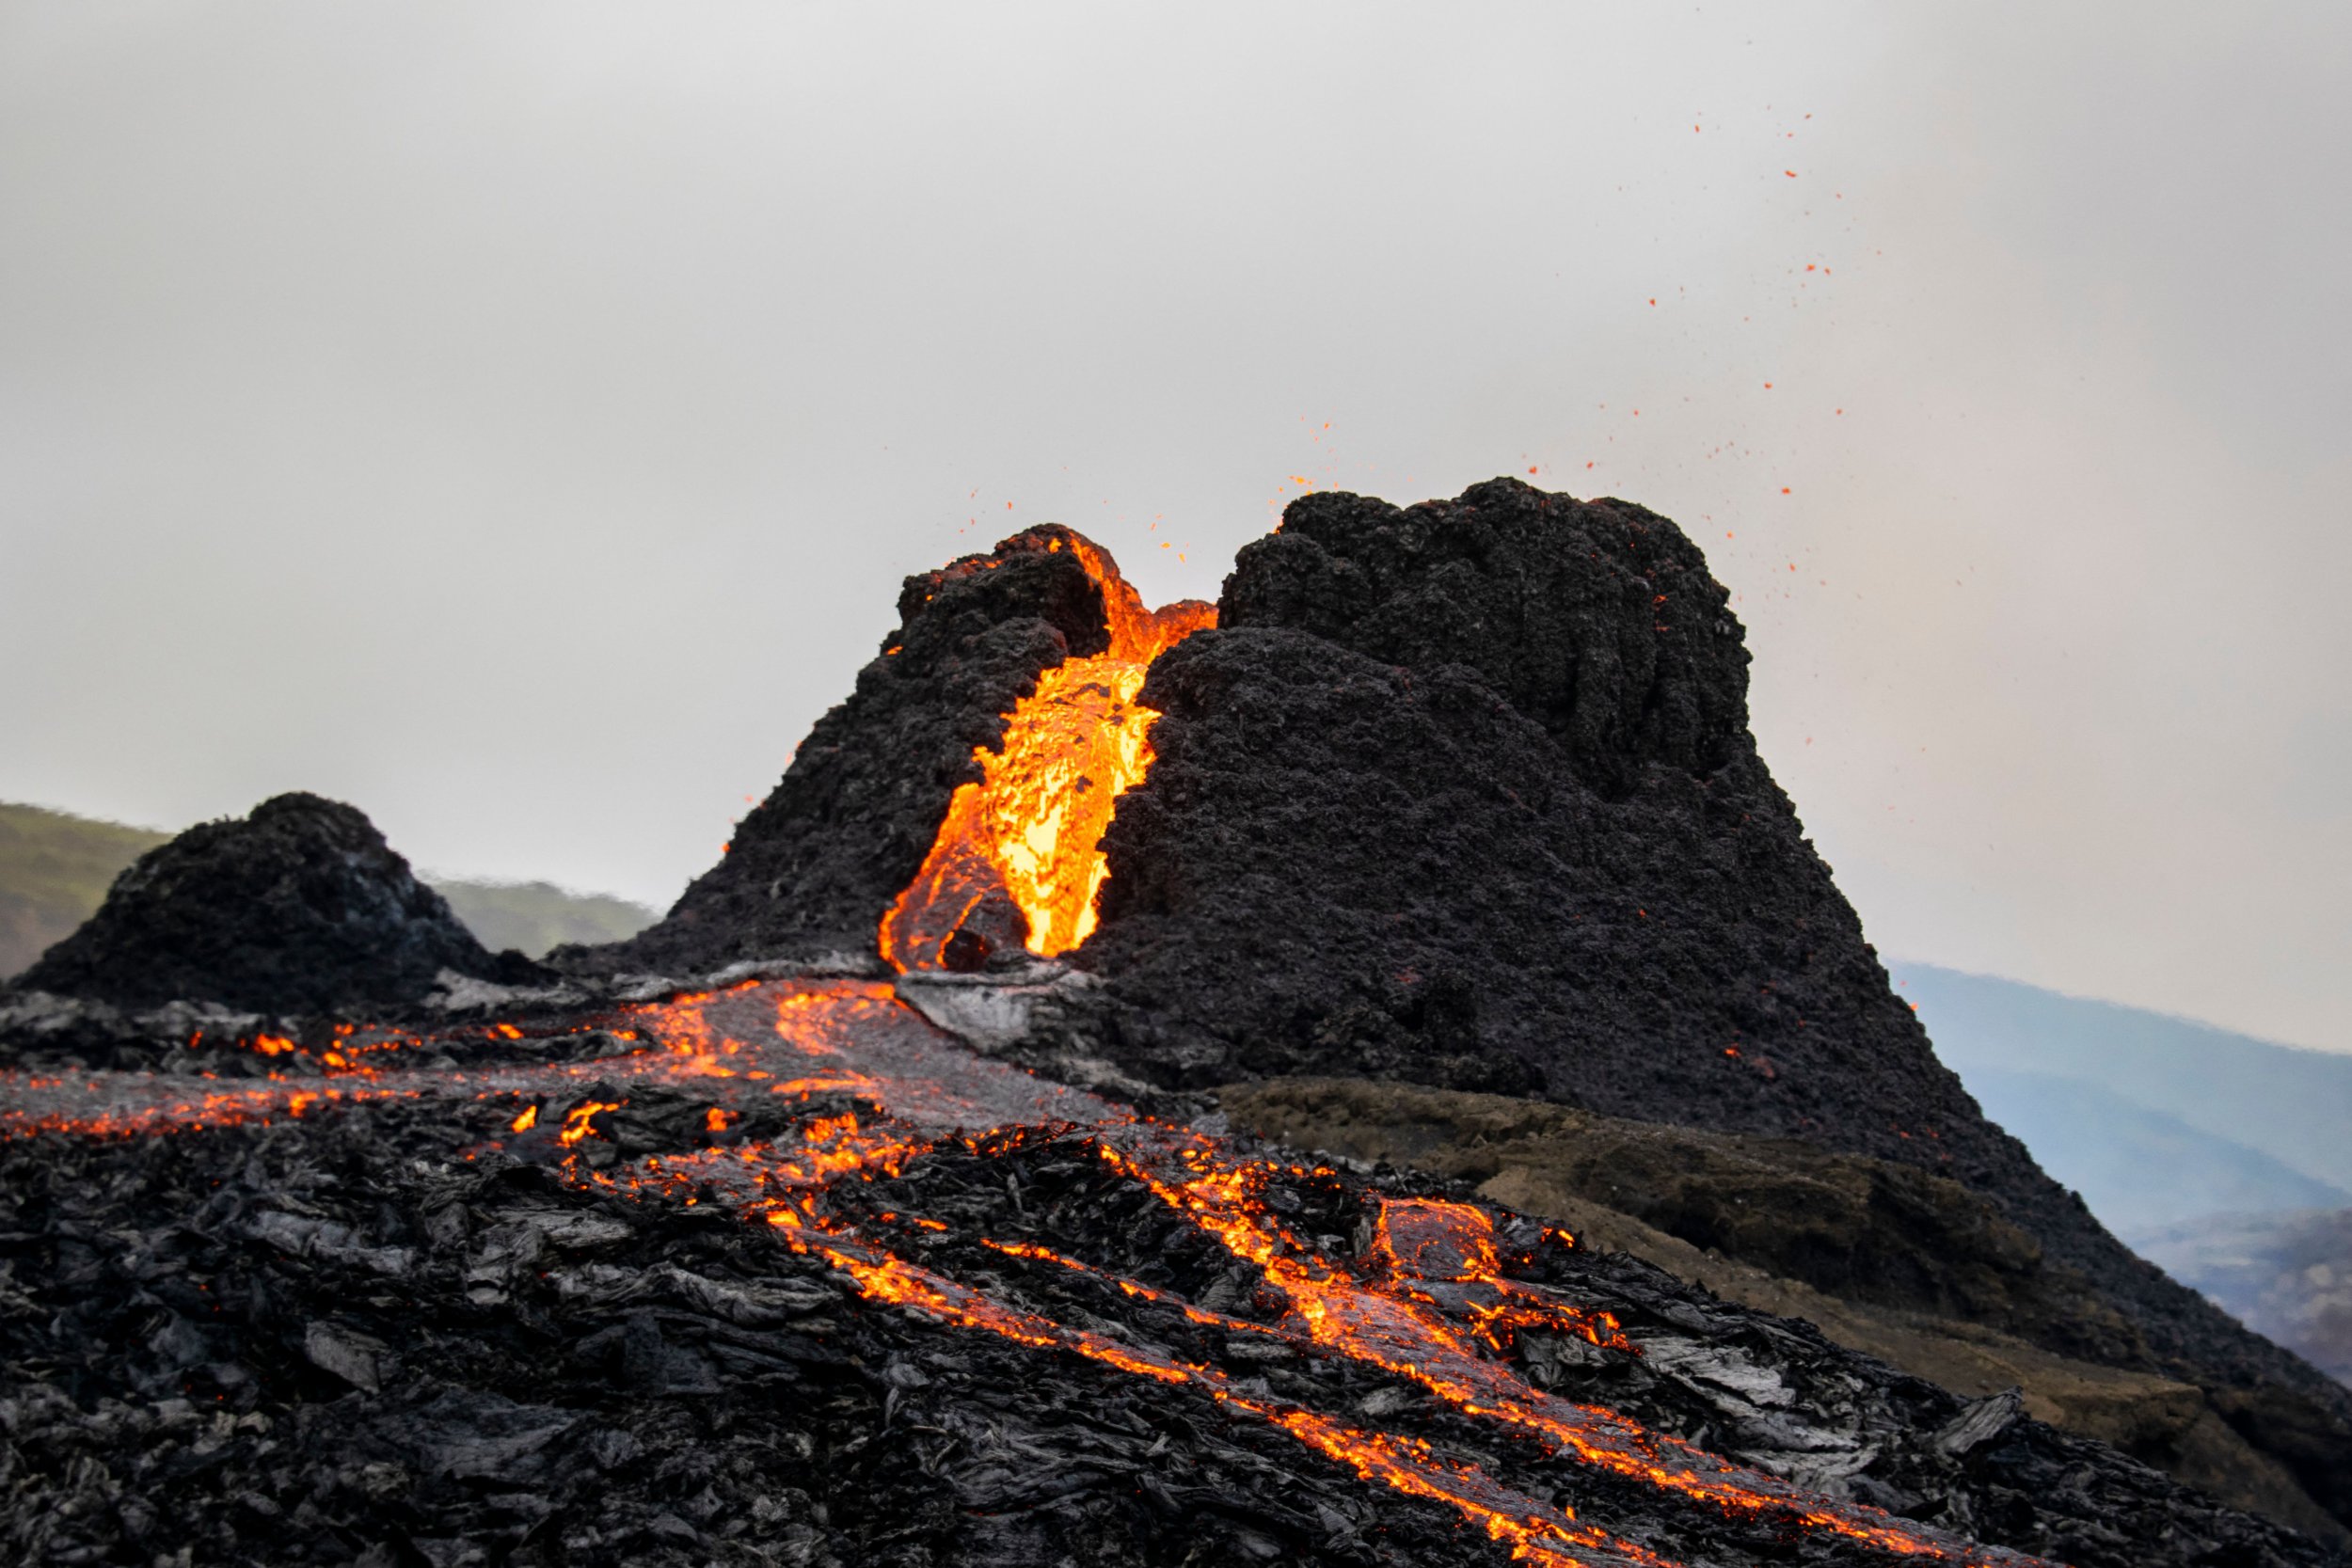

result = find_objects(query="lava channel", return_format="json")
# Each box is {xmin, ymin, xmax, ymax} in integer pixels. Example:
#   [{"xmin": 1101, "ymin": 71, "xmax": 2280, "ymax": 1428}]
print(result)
[{"xmin": 880, "ymin": 532, "xmax": 1214, "ymax": 971}]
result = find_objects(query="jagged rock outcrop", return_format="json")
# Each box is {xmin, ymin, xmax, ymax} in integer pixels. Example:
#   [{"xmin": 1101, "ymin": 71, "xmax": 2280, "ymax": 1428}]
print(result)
[
  {"xmin": 8, "ymin": 793, "xmax": 539, "ymax": 1016},
  {"xmin": 571, "ymin": 528, "xmax": 1115, "ymax": 977}
]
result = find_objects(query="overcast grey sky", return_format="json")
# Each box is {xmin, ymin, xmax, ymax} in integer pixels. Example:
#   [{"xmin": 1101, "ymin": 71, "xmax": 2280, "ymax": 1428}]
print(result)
[{"xmin": 3, "ymin": 3, "xmax": 2345, "ymax": 1052}]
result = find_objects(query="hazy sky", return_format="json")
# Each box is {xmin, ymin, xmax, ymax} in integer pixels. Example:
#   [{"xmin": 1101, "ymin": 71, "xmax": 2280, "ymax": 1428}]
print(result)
[{"xmin": 4, "ymin": 4, "xmax": 2345, "ymax": 1052}]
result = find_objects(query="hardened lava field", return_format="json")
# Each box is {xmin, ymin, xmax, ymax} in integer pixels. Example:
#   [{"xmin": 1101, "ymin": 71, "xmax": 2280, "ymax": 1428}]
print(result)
[{"xmin": 0, "ymin": 981, "xmax": 2326, "ymax": 1568}]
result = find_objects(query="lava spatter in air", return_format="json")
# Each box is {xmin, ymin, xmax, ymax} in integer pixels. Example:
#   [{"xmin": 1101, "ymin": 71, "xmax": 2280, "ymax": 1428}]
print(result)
[{"xmin": 881, "ymin": 535, "xmax": 1214, "ymax": 971}]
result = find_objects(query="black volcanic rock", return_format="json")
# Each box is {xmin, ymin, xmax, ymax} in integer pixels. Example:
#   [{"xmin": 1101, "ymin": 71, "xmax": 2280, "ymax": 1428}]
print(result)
[
  {"xmin": 1219, "ymin": 478, "xmax": 1749, "ymax": 796},
  {"xmin": 0, "ymin": 1069, "xmax": 2335, "ymax": 1568},
  {"xmin": 1077, "ymin": 481, "xmax": 2020, "ymax": 1167},
  {"xmin": 554, "ymin": 482, "xmax": 2352, "ymax": 1531},
  {"xmin": 1044, "ymin": 480, "xmax": 2352, "ymax": 1529},
  {"xmin": 574, "ymin": 526, "xmax": 1116, "ymax": 977},
  {"xmin": 10, "ymin": 792, "xmax": 539, "ymax": 1015}
]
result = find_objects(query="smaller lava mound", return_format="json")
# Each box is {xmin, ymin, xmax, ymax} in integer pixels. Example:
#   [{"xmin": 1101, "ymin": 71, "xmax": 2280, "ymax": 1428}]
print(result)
[{"xmin": 11, "ymin": 792, "xmax": 541, "ymax": 1015}]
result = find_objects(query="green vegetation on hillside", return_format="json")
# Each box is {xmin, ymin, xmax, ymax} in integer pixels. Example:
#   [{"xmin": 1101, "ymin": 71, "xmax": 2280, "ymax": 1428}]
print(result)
[
  {"xmin": 0, "ymin": 801, "xmax": 658, "ymax": 974},
  {"xmin": 0, "ymin": 803, "xmax": 169, "ymax": 978}
]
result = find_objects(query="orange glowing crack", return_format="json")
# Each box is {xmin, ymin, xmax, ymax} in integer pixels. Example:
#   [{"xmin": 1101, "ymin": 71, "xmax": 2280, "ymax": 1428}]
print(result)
[
  {"xmin": 556, "ymin": 1100, "xmax": 624, "ymax": 1148},
  {"xmin": 882, "ymin": 535, "xmax": 1214, "ymax": 969},
  {"xmin": 790, "ymin": 1231, "xmax": 1663, "ymax": 1568},
  {"xmin": 0, "ymin": 1082, "xmax": 428, "ymax": 1139},
  {"xmin": 1097, "ymin": 1140, "xmax": 1994, "ymax": 1560}
]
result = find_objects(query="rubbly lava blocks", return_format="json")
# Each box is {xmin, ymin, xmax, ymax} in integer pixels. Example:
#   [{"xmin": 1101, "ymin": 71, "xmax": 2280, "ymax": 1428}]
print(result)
[
  {"xmin": 1, "ymin": 1077, "xmax": 2333, "ymax": 1568},
  {"xmin": 9, "ymin": 791, "xmax": 540, "ymax": 1015}
]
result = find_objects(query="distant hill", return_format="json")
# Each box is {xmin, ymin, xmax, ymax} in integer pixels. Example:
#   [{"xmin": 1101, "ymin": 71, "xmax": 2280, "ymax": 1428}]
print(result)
[
  {"xmin": 0, "ymin": 801, "xmax": 657, "ymax": 971},
  {"xmin": 1891, "ymin": 963, "xmax": 2352, "ymax": 1194},
  {"xmin": 431, "ymin": 879, "xmax": 657, "ymax": 958},
  {"xmin": 2137, "ymin": 1208, "xmax": 2352, "ymax": 1387},
  {"xmin": 0, "ymin": 804, "xmax": 170, "ymax": 978},
  {"xmin": 1957, "ymin": 1067, "xmax": 2348, "ymax": 1239},
  {"xmin": 1899, "ymin": 964, "xmax": 2352, "ymax": 1389}
]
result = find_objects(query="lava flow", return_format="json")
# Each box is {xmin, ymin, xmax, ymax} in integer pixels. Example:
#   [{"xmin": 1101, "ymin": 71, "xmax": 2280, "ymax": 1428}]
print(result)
[
  {"xmin": 0, "ymin": 979, "xmax": 2062, "ymax": 1566},
  {"xmin": 572, "ymin": 987, "xmax": 2051, "ymax": 1567},
  {"xmin": 881, "ymin": 534, "xmax": 1214, "ymax": 971}
]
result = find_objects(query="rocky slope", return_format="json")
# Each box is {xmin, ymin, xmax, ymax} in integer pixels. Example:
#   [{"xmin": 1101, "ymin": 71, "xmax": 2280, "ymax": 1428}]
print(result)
[{"xmin": 1044, "ymin": 483, "xmax": 2352, "ymax": 1529}]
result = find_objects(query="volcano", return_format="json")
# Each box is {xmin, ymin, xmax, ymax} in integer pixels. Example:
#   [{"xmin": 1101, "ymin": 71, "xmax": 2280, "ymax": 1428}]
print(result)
[{"xmin": 2, "ymin": 480, "xmax": 2346, "ymax": 1567}]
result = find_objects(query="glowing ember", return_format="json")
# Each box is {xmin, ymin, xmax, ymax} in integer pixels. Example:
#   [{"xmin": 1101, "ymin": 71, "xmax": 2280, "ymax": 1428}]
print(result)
[
  {"xmin": 556, "ymin": 1099, "xmax": 623, "ymax": 1148},
  {"xmin": 881, "ymin": 535, "xmax": 1214, "ymax": 970}
]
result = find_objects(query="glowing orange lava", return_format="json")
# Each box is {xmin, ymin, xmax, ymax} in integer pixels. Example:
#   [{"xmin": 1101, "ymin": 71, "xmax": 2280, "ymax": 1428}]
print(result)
[
  {"xmin": 881, "ymin": 535, "xmax": 1214, "ymax": 970},
  {"xmin": 0, "ymin": 979, "xmax": 2059, "ymax": 1567}
]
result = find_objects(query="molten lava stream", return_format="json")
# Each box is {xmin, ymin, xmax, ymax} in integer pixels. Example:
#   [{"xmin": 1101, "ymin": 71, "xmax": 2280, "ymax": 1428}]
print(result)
[
  {"xmin": 1093, "ymin": 1137, "xmax": 2039, "ymax": 1564},
  {"xmin": 798, "ymin": 1234, "xmax": 1669, "ymax": 1568},
  {"xmin": 611, "ymin": 987, "xmax": 2041, "ymax": 1563},
  {"xmin": 881, "ymin": 535, "xmax": 1214, "ymax": 971},
  {"xmin": 0, "ymin": 977, "xmax": 2057, "ymax": 1565}
]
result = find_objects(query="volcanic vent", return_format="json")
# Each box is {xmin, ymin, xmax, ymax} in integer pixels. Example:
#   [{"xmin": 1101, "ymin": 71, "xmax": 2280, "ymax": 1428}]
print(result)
[
  {"xmin": 580, "ymin": 479, "xmax": 2352, "ymax": 1539},
  {"xmin": 580, "ymin": 526, "xmax": 1209, "ymax": 979},
  {"xmin": 880, "ymin": 534, "xmax": 1214, "ymax": 972},
  {"xmin": 4, "ymin": 482, "xmax": 2348, "ymax": 1565}
]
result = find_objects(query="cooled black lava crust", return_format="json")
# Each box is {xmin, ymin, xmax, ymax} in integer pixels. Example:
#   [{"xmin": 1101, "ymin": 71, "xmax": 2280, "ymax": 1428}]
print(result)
[{"xmin": 0, "ymin": 1085, "xmax": 2331, "ymax": 1568}]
